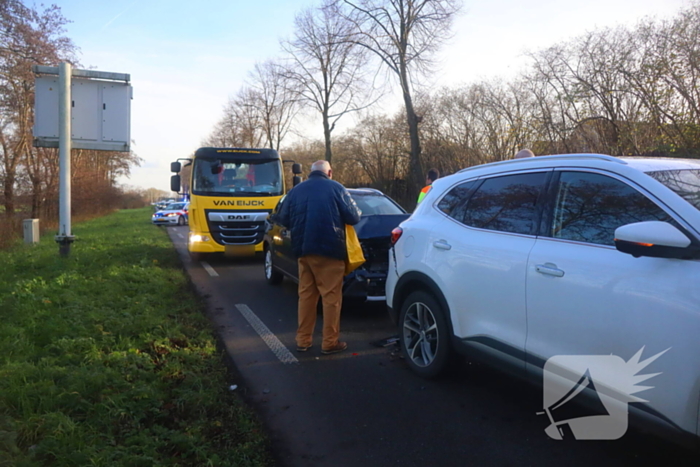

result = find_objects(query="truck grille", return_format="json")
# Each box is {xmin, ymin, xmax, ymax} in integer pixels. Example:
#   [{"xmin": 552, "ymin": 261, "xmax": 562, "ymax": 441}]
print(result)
[{"xmin": 205, "ymin": 209, "xmax": 272, "ymax": 246}]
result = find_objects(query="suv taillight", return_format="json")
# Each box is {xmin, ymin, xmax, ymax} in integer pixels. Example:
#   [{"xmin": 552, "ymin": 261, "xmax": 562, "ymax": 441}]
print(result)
[{"xmin": 390, "ymin": 227, "xmax": 403, "ymax": 245}]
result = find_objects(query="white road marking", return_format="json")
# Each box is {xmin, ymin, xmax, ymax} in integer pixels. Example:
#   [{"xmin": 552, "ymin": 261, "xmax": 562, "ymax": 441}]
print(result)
[
  {"xmin": 235, "ymin": 304, "xmax": 298, "ymax": 364},
  {"xmin": 177, "ymin": 233, "xmax": 184, "ymax": 239},
  {"xmin": 201, "ymin": 262, "xmax": 219, "ymax": 277}
]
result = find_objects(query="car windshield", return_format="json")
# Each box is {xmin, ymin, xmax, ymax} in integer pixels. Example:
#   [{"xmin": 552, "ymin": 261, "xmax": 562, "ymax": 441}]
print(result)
[
  {"xmin": 192, "ymin": 157, "xmax": 282, "ymax": 196},
  {"xmin": 166, "ymin": 203, "xmax": 186, "ymax": 210},
  {"xmin": 647, "ymin": 169, "xmax": 700, "ymax": 211},
  {"xmin": 351, "ymin": 192, "xmax": 405, "ymax": 215}
]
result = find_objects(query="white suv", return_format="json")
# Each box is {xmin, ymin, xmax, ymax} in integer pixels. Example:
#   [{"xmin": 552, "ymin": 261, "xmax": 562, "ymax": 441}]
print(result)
[{"xmin": 386, "ymin": 154, "xmax": 700, "ymax": 444}]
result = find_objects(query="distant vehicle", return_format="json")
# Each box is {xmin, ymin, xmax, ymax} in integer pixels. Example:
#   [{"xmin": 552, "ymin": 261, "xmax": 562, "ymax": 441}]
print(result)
[
  {"xmin": 170, "ymin": 147, "xmax": 301, "ymax": 260},
  {"xmin": 386, "ymin": 153, "xmax": 700, "ymax": 446},
  {"xmin": 154, "ymin": 198, "xmax": 176, "ymax": 211},
  {"xmin": 152, "ymin": 202, "xmax": 189, "ymax": 226},
  {"xmin": 263, "ymin": 188, "xmax": 409, "ymax": 302}
]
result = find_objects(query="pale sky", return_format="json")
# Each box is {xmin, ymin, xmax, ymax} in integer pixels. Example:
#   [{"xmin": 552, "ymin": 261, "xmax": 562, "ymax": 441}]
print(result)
[{"xmin": 55, "ymin": 0, "xmax": 690, "ymax": 191}]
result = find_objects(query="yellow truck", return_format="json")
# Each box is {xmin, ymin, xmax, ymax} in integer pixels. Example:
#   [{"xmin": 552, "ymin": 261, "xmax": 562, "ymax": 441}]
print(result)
[{"xmin": 170, "ymin": 147, "xmax": 300, "ymax": 260}]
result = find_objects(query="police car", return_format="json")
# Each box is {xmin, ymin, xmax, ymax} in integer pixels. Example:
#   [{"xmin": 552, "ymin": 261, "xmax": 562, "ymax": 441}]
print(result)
[{"xmin": 151, "ymin": 201, "xmax": 189, "ymax": 226}]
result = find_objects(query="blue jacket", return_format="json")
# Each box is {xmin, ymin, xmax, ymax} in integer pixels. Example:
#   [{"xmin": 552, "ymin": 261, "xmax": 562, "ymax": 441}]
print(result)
[{"xmin": 276, "ymin": 171, "xmax": 361, "ymax": 260}]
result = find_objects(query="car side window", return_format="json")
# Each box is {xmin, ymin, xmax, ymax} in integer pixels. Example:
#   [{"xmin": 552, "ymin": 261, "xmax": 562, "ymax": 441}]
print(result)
[
  {"xmin": 268, "ymin": 195, "xmax": 285, "ymax": 223},
  {"xmin": 550, "ymin": 171, "xmax": 672, "ymax": 246},
  {"xmin": 437, "ymin": 180, "xmax": 477, "ymax": 221},
  {"xmin": 461, "ymin": 172, "xmax": 547, "ymax": 235}
]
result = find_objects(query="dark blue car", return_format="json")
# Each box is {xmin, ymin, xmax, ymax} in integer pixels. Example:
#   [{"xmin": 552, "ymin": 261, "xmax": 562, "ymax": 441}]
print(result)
[{"xmin": 263, "ymin": 188, "xmax": 409, "ymax": 302}]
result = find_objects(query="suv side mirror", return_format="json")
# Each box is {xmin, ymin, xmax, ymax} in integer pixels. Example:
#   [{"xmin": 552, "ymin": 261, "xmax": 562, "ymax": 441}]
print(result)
[
  {"xmin": 171, "ymin": 174, "xmax": 181, "ymax": 193},
  {"xmin": 171, "ymin": 162, "xmax": 181, "ymax": 173},
  {"xmin": 614, "ymin": 221, "xmax": 700, "ymax": 259}
]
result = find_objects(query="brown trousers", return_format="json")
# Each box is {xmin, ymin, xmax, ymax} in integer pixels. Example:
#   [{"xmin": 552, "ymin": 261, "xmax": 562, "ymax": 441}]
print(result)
[{"xmin": 296, "ymin": 254, "xmax": 345, "ymax": 350}]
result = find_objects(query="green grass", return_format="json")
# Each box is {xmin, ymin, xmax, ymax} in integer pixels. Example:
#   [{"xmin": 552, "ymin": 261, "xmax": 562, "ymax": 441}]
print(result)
[{"xmin": 0, "ymin": 208, "xmax": 272, "ymax": 466}]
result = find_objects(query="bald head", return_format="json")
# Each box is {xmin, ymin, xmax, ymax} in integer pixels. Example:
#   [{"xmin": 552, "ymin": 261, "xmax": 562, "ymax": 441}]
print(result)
[
  {"xmin": 311, "ymin": 160, "xmax": 332, "ymax": 177},
  {"xmin": 514, "ymin": 149, "xmax": 535, "ymax": 159}
]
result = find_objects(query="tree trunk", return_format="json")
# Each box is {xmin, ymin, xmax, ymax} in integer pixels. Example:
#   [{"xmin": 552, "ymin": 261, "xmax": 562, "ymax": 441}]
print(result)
[
  {"xmin": 30, "ymin": 184, "xmax": 42, "ymax": 218},
  {"xmin": 3, "ymin": 175, "xmax": 15, "ymax": 215},
  {"xmin": 399, "ymin": 66, "xmax": 423, "ymax": 209},
  {"xmin": 323, "ymin": 112, "xmax": 333, "ymax": 163}
]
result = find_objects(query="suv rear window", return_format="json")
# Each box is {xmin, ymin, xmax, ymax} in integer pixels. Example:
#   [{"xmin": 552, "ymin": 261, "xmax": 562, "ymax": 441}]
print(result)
[{"xmin": 461, "ymin": 172, "xmax": 547, "ymax": 235}]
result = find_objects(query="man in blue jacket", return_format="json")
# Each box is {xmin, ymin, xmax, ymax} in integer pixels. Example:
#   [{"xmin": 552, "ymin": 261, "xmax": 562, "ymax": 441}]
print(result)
[{"xmin": 276, "ymin": 160, "xmax": 362, "ymax": 355}]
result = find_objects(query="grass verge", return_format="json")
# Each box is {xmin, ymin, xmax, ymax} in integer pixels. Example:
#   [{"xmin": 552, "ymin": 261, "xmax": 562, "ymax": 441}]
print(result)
[{"xmin": 0, "ymin": 207, "xmax": 272, "ymax": 466}]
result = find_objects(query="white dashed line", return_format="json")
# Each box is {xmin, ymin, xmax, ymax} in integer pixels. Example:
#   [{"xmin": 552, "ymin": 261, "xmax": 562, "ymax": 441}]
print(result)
[
  {"xmin": 177, "ymin": 233, "xmax": 184, "ymax": 239},
  {"xmin": 235, "ymin": 304, "xmax": 298, "ymax": 364},
  {"xmin": 201, "ymin": 262, "xmax": 219, "ymax": 277}
]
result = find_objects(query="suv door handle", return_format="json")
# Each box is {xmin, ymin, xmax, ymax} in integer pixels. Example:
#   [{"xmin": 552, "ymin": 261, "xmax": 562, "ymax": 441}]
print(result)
[
  {"xmin": 433, "ymin": 240, "xmax": 452, "ymax": 250},
  {"xmin": 535, "ymin": 263, "xmax": 565, "ymax": 277}
]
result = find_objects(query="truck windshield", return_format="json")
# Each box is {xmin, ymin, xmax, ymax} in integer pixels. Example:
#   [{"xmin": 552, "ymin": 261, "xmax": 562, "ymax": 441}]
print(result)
[
  {"xmin": 647, "ymin": 169, "xmax": 700, "ymax": 212},
  {"xmin": 192, "ymin": 158, "xmax": 282, "ymax": 196}
]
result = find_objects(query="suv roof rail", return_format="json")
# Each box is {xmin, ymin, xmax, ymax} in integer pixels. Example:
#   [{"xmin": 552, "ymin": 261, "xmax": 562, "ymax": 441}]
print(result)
[{"xmin": 457, "ymin": 153, "xmax": 627, "ymax": 173}]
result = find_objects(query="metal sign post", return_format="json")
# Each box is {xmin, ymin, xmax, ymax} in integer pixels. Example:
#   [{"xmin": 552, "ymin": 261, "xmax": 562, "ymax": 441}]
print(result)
[
  {"xmin": 32, "ymin": 63, "xmax": 132, "ymax": 257},
  {"xmin": 57, "ymin": 62, "xmax": 73, "ymax": 256}
]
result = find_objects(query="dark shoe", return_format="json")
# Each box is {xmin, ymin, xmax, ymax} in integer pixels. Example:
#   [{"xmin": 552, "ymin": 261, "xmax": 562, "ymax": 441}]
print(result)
[
  {"xmin": 321, "ymin": 342, "xmax": 348, "ymax": 355},
  {"xmin": 296, "ymin": 345, "xmax": 313, "ymax": 352}
]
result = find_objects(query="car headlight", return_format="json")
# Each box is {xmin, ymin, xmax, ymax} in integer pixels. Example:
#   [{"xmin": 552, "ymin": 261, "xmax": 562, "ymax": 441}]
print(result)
[{"xmin": 166, "ymin": 213, "xmax": 177, "ymax": 217}]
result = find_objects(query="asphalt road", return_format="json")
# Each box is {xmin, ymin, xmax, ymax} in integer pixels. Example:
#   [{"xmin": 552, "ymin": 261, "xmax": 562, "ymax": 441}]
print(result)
[{"xmin": 167, "ymin": 226, "xmax": 699, "ymax": 467}]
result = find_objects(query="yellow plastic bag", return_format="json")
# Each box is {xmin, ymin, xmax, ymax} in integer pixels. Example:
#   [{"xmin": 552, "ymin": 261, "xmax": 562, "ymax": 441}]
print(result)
[{"xmin": 345, "ymin": 224, "xmax": 365, "ymax": 275}]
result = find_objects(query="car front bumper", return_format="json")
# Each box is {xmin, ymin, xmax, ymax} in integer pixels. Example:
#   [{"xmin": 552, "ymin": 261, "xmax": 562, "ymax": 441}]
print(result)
[{"xmin": 152, "ymin": 217, "xmax": 180, "ymax": 225}]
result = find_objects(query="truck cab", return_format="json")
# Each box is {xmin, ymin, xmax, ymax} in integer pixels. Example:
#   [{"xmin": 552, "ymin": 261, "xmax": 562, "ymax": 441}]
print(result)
[{"xmin": 170, "ymin": 147, "xmax": 300, "ymax": 259}]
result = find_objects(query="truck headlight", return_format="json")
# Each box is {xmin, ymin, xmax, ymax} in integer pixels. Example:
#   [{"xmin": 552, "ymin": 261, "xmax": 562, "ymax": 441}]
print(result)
[{"xmin": 190, "ymin": 234, "xmax": 210, "ymax": 243}]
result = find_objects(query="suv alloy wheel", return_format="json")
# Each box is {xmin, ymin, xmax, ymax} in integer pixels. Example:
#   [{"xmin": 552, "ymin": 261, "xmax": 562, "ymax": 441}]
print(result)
[{"xmin": 399, "ymin": 290, "xmax": 451, "ymax": 378}]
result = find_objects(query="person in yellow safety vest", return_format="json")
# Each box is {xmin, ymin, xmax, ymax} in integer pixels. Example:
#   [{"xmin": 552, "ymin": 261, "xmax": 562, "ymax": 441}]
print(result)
[{"xmin": 417, "ymin": 168, "xmax": 440, "ymax": 206}]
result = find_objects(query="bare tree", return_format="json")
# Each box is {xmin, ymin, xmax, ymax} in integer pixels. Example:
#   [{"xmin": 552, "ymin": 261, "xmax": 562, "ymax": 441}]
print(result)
[
  {"xmin": 527, "ymin": 23, "xmax": 680, "ymax": 156},
  {"xmin": 203, "ymin": 87, "xmax": 265, "ymax": 148},
  {"xmin": 338, "ymin": 0, "xmax": 462, "ymax": 204},
  {"xmin": 0, "ymin": 0, "xmax": 75, "ymax": 216},
  {"xmin": 248, "ymin": 60, "xmax": 300, "ymax": 151},
  {"xmin": 627, "ymin": 5, "xmax": 700, "ymax": 155},
  {"xmin": 422, "ymin": 79, "xmax": 538, "ymax": 172},
  {"xmin": 557, "ymin": 28, "xmax": 649, "ymax": 155},
  {"xmin": 281, "ymin": 1, "xmax": 373, "ymax": 163}
]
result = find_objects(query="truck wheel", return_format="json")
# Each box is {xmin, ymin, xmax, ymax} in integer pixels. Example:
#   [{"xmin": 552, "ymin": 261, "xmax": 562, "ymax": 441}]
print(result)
[{"xmin": 189, "ymin": 251, "xmax": 203, "ymax": 262}]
